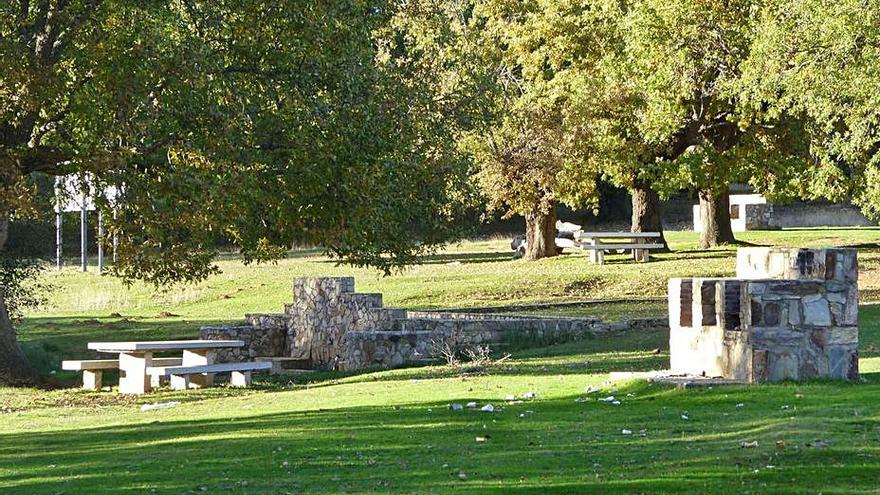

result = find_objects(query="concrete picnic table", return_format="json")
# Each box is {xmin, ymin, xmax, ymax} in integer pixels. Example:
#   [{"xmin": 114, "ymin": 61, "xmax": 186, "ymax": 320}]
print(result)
[
  {"xmin": 87, "ymin": 340, "xmax": 244, "ymax": 394},
  {"xmin": 574, "ymin": 231, "xmax": 664, "ymax": 264}
]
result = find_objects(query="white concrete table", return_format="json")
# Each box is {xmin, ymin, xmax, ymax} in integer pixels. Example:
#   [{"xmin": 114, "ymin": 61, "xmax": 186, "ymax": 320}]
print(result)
[
  {"xmin": 575, "ymin": 232, "xmax": 664, "ymax": 264},
  {"xmin": 87, "ymin": 340, "xmax": 244, "ymax": 394}
]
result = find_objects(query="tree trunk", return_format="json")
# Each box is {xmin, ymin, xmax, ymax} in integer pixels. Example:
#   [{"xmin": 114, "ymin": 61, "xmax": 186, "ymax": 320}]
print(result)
[
  {"xmin": 0, "ymin": 217, "xmax": 37, "ymax": 385},
  {"xmin": 630, "ymin": 179, "xmax": 669, "ymax": 252},
  {"xmin": 523, "ymin": 200, "xmax": 557, "ymax": 261},
  {"xmin": 698, "ymin": 187, "xmax": 736, "ymax": 249}
]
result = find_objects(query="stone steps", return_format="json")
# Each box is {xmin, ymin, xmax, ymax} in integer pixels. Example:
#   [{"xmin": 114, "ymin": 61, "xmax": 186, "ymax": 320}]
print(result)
[{"xmin": 255, "ymin": 357, "xmax": 314, "ymax": 374}]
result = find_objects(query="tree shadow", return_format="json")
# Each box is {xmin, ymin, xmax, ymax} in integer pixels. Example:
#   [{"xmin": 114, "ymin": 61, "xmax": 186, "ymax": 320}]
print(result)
[{"xmin": 4, "ymin": 377, "xmax": 880, "ymax": 494}]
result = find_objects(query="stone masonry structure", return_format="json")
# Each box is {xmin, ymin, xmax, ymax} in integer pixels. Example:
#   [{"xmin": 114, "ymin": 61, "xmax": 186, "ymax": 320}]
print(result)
[
  {"xmin": 669, "ymin": 247, "xmax": 859, "ymax": 382},
  {"xmin": 201, "ymin": 277, "xmax": 666, "ymax": 371}
]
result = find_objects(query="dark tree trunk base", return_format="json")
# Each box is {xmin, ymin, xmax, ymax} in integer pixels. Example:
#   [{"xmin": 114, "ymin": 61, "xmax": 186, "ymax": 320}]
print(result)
[
  {"xmin": 631, "ymin": 179, "xmax": 670, "ymax": 252},
  {"xmin": 524, "ymin": 201, "xmax": 558, "ymax": 261},
  {"xmin": 0, "ymin": 291, "xmax": 36, "ymax": 385},
  {"xmin": 698, "ymin": 187, "xmax": 736, "ymax": 249}
]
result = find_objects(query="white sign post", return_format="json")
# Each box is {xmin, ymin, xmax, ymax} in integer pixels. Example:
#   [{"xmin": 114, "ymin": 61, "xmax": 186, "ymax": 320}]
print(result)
[{"xmin": 54, "ymin": 175, "xmax": 118, "ymax": 273}]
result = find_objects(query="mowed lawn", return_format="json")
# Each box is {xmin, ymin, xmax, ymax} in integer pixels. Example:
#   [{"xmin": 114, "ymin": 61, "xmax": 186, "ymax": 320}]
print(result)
[{"xmin": 2, "ymin": 228, "xmax": 880, "ymax": 493}]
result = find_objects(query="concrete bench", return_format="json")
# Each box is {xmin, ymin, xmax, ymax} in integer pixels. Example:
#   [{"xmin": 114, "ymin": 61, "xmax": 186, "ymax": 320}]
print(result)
[
  {"xmin": 146, "ymin": 361, "xmax": 272, "ymax": 390},
  {"xmin": 62, "ymin": 358, "xmax": 182, "ymax": 390}
]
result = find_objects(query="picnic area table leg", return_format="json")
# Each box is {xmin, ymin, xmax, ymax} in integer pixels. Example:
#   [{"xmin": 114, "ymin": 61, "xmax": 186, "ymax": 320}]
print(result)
[
  {"xmin": 119, "ymin": 351, "xmax": 152, "ymax": 395},
  {"xmin": 82, "ymin": 370, "xmax": 102, "ymax": 390},
  {"xmin": 589, "ymin": 239, "xmax": 605, "ymax": 265},
  {"xmin": 230, "ymin": 371, "xmax": 252, "ymax": 387},
  {"xmin": 182, "ymin": 349, "xmax": 215, "ymax": 388}
]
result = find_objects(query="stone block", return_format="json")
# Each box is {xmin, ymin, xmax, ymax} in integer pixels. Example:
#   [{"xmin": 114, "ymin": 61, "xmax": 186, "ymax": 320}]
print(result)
[
  {"xmin": 763, "ymin": 302, "xmax": 781, "ymax": 326},
  {"xmin": 827, "ymin": 326, "xmax": 858, "ymax": 346},
  {"xmin": 766, "ymin": 351, "xmax": 799, "ymax": 381},
  {"xmin": 802, "ymin": 295, "xmax": 831, "ymax": 326},
  {"xmin": 788, "ymin": 301, "xmax": 802, "ymax": 325}
]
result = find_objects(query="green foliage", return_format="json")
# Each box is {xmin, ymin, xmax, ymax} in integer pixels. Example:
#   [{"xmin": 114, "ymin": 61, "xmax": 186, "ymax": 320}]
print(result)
[
  {"xmin": 740, "ymin": 0, "xmax": 880, "ymax": 220},
  {"xmin": 0, "ymin": 258, "xmax": 47, "ymax": 321},
  {"xmin": 0, "ymin": 0, "xmax": 475, "ymax": 285}
]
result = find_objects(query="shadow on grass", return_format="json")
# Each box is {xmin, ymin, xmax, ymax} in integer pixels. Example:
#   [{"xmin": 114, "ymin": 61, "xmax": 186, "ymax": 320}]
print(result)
[{"xmin": 4, "ymin": 378, "xmax": 880, "ymax": 494}]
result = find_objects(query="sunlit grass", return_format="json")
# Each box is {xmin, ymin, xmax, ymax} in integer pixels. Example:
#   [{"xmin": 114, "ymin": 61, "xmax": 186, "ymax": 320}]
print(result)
[{"xmin": 3, "ymin": 228, "xmax": 880, "ymax": 493}]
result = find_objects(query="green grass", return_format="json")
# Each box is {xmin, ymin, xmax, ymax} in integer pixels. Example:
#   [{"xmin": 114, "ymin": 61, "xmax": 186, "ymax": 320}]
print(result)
[{"xmin": 3, "ymin": 228, "xmax": 880, "ymax": 493}]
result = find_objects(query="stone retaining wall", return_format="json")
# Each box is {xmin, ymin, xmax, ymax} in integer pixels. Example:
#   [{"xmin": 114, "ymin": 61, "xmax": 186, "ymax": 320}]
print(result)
[
  {"xmin": 202, "ymin": 276, "xmax": 668, "ymax": 371},
  {"xmin": 343, "ymin": 316, "xmax": 667, "ymax": 369},
  {"xmin": 200, "ymin": 325, "xmax": 286, "ymax": 363}
]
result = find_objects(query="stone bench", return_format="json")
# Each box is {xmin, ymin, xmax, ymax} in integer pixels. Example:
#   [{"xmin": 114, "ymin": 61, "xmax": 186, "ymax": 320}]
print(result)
[
  {"xmin": 62, "ymin": 358, "xmax": 182, "ymax": 390},
  {"xmin": 146, "ymin": 361, "xmax": 272, "ymax": 390}
]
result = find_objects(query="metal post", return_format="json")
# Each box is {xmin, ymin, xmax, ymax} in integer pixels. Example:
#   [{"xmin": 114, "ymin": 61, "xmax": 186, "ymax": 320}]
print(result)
[
  {"xmin": 55, "ymin": 176, "xmax": 62, "ymax": 271},
  {"xmin": 97, "ymin": 210, "xmax": 104, "ymax": 273},
  {"xmin": 80, "ymin": 193, "xmax": 87, "ymax": 272},
  {"xmin": 112, "ymin": 209, "xmax": 118, "ymax": 263}
]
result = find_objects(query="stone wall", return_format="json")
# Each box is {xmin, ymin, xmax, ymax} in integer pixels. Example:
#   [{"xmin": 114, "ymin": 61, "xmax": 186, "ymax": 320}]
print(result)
[
  {"xmin": 669, "ymin": 248, "xmax": 859, "ymax": 382},
  {"xmin": 200, "ymin": 325, "xmax": 286, "ymax": 364},
  {"xmin": 343, "ymin": 316, "xmax": 667, "ymax": 370},
  {"xmin": 201, "ymin": 276, "xmax": 668, "ymax": 371}
]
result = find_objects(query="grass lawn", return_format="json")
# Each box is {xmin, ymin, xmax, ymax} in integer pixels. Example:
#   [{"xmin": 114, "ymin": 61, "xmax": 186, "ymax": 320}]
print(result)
[{"xmin": 3, "ymin": 228, "xmax": 880, "ymax": 493}]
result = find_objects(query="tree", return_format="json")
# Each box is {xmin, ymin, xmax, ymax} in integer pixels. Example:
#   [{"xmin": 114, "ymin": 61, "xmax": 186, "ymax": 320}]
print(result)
[
  {"xmin": 740, "ymin": 0, "xmax": 880, "ymax": 221},
  {"xmin": 0, "ymin": 1, "xmax": 473, "ymax": 383},
  {"xmin": 463, "ymin": 0, "xmax": 614, "ymax": 260}
]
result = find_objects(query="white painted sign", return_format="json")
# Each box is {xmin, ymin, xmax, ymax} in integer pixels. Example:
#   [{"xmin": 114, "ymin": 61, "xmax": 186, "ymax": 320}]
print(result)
[{"xmin": 54, "ymin": 175, "xmax": 119, "ymax": 213}]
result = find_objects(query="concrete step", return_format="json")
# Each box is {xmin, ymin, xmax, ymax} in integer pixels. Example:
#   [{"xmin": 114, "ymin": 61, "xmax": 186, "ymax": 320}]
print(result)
[{"xmin": 255, "ymin": 356, "xmax": 313, "ymax": 374}]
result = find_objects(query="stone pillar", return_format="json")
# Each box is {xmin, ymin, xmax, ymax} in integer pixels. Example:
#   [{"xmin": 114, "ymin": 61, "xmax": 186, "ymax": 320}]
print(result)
[{"xmin": 288, "ymin": 277, "xmax": 358, "ymax": 370}]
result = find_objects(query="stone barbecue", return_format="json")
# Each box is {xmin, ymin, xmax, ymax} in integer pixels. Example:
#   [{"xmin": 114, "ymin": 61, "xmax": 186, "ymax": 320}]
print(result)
[
  {"xmin": 201, "ymin": 276, "xmax": 666, "ymax": 371},
  {"xmin": 668, "ymin": 247, "xmax": 859, "ymax": 382}
]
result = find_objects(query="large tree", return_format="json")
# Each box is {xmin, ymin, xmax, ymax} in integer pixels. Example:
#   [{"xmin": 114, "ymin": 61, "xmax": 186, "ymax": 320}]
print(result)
[
  {"xmin": 0, "ymin": 1, "xmax": 473, "ymax": 383},
  {"xmin": 740, "ymin": 0, "xmax": 880, "ymax": 220},
  {"xmin": 463, "ymin": 0, "xmax": 602, "ymax": 260}
]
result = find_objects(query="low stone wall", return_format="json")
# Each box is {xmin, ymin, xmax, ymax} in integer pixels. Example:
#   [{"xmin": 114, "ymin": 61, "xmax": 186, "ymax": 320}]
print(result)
[
  {"xmin": 202, "ymin": 276, "xmax": 669, "ymax": 371},
  {"xmin": 200, "ymin": 325, "xmax": 286, "ymax": 364},
  {"xmin": 342, "ymin": 316, "xmax": 667, "ymax": 370}
]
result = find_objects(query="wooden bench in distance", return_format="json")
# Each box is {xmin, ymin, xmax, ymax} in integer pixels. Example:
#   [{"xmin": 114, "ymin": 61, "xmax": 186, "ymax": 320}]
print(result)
[
  {"xmin": 146, "ymin": 361, "xmax": 272, "ymax": 390},
  {"xmin": 62, "ymin": 358, "xmax": 182, "ymax": 390}
]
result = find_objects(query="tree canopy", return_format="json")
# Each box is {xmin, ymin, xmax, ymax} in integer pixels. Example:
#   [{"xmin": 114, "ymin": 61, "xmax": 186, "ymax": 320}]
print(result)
[
  {"xmin": 1, "ymin": 0, "xmax": 475, "ymax": 283},
  {"xmin": 741, "ymin": 0, "xmax": 880, "ymax": 222},
  {"xmin": 0, "ymin": 0, "xmax": 477, "ymax": 382}
]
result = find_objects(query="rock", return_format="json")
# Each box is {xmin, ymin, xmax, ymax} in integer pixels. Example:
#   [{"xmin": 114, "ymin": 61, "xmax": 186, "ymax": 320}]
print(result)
[
  {"xmin": 621, "ymin": 429, "xmax": 632, "ymax": 435},
  {"xmin": 739, "ymin": 441, "xmax": 759, "ymax": 448},
  {"xmin": 504, "ymin": 395, "xmax": 516, "ymax": 402},
  {"xmin": 802, "ymin": 295, "xmax": 832, "ymax": 326},
  {"xmin": 466, "ymin": 402, "xmax": 478, "ymax": 409},
  {"xmin": 449, "ymin": 403, "xmax": 463, "ymax": 412},
  {"xmin": 458, "ymin": 471, "xmax": 467, "ymax": 481},
  {"xmin": 140, "ymin": 402, "xmax": 180, "ymax": 412},
  {"xmin": 807, "ymin": 439, "xmax": 832, "ymax": 448},
  {"xmin": 480, "ymin": 404, "xmax": 496, "ymax": 413},
  {"xmin": 520, "ymin": 391, "xmax": 537, "ymax": 400}
]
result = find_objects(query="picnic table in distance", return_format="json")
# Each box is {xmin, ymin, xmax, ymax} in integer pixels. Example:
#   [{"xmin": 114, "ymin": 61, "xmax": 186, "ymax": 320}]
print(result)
[{"xmin": 574, "ymin": 231, "xmax": 665, "ymax": 264}]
